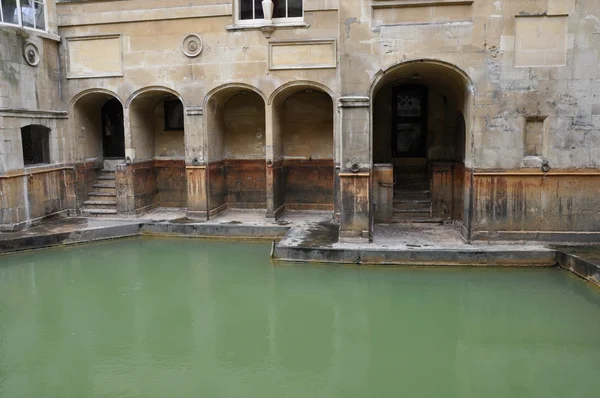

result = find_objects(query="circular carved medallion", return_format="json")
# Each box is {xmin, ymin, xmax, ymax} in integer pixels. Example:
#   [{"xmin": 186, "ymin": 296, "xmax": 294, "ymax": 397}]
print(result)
[
  {"xmin": 23, "ymin": 42, "xmax": 40, "ymax": 66},
  {"xmin": 182, "ymin": 34, "xmax": 202, "ymax": 58}
]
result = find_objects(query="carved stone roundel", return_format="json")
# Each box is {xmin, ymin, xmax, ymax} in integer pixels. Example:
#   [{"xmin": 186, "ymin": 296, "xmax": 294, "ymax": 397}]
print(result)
[
  {"xmin": 182, "ymin": 34, "xmax": 202, "ymax": 58},
  {"xmin": 23, "ymin": 42, "xmax": 40, "ymax": 66}
]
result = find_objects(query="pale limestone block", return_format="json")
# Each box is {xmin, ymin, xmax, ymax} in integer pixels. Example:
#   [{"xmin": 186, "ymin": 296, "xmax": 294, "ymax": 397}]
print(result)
[
  {"xmin": 68, "ymin": 35, "xmax": 122, "ymax": 78},
  {"xmin": 514, "ymin": 16, "xmax": 567, "ymax": 67},
  {"xmin": 548, "ymin": 0, "xmax": 575, "ymax": 15}
]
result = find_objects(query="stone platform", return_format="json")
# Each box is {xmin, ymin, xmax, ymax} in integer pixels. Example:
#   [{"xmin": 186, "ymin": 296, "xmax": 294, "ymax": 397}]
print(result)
[{"xmin": 0, "ymin": 209, "xmax": 599, "ymax": 288}]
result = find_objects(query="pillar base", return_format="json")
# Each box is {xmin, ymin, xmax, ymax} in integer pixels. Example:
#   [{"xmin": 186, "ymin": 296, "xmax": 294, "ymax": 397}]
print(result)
[{"xmin": 339, "ymin": 171, "xmax": 371, "ymax": 240}]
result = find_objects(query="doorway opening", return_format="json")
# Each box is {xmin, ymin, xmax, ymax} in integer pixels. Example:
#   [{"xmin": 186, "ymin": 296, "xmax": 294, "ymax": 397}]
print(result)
[
  {"xmin": 372, "ymin": 61, "xmax": 471, "ymax": 224},
  {"xmin": 101, "ymin": 98, "xmax": 125, "ymax": 158}
]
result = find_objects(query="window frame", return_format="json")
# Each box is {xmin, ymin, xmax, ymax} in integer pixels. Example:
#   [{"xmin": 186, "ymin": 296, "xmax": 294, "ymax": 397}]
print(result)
[
  {"xmin": 0, "ymin": 0, "xmax": 48, "ymax": 32},
  {"xmin": 234, "ymin": 0, "xmax": 304, "ymax": 27},
  {"xmin": 21, "ymin": 124, "xmax": 51, "ymax": 167}
]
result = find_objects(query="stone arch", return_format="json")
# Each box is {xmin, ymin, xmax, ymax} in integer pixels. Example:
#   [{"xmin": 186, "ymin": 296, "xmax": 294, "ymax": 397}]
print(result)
[
  {"xmin": 268, "ymin": 80, "xmax": 335, "ymax": 105},
  {"xmin": 70, "ymin": 88, "xmax": 124, "ymax": 112},
  {"xmin": 370, "ymin": 59, "xmax": 473, "ymax": 223},
  {"xmin": 70, "ymin": 88, "xmax": 125, "ymax": 162},
  {"xmin": 269, "ymin": 81, "xmax": 336, "ymax": 214},
  {"xmin": 205, "ymin": 83, "xmax": 267, "ymax": 108},
  {"xmin": 125, "ymin": 86, "xmax": 184, "ymax": 109},
  {"xmin": 369, "ymin": 59, "xmax": 474, "ymax": 99},
  {"xmin": 127, "ymin": 86, "xmax": 186, "ymax": 161},
  {"xmin": 203, "ymin": 83, "xmax": 267, "ymax": 215},
  {"xmin": 125, "ymin": 86, "xmax": 188, "ymax": 210}
]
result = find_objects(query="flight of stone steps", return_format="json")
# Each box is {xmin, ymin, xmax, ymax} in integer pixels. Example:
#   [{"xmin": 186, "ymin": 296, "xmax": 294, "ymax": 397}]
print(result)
[
  {"xmin": 81, "ymin": 170, "xmax": 118, "ymax": 217},
  {"xmin": 392, "ymin": 159, "xmax": 441, "ymax": 223}
]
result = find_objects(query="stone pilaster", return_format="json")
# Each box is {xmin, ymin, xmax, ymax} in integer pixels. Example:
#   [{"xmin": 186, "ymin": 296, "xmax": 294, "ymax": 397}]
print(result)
[
  {"xmin": 184, "ymin": 105, "xmax": 208, "ymax": 219},
  {"xmin": 338, "ymin": 96, "xmax": 371, "ymax": 241}
]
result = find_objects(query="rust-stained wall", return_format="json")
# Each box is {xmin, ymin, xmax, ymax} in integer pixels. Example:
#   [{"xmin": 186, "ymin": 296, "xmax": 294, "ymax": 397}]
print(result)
[
  {"xmin": 116, "ymin": 160, "xmax": 186, "ymax": 213},
  {"xmin": 75, "ymin": 160, "xmax": 102, "ymax": 208},
  {"xmin": 283, "ymin": 159, "xmax": 334, "ymax": 210},
  {"xmin": 131, "ymin": 161, "xmax": 157, "ymax": 212},
  {"xmin": 471, "ymin": 172, "xmax": 600, "ymax": 239},
  {"xmin": 339, "ymin": 173, "xmax": 370, "ymax": 239},
  {"xmin": 0, "ymin": 168, "xmax": 75, "ymax": 230},
  {"xmin": 225, "ymin": 159, "xmax": 266, "ymax": 208},
  {"xmin": 208, "ymin": 160, "xmax": 226, "ymax": 215},
  {"xmin": 208, "ymin": 159, "xmax": 266, "ymax": 213},
  {"xmin": 186, "ymin": 166, "xmax": 208, "ymax": 218},
  {"xmin": 267, "ymin": 159, "xmax": 285, "ymax": 218},
  {"xmin": 373, "ymin": 164, "xmax": 393, "ymax": 223},
  {"xmin": 155, "ymin": 160, "xmax": 186, "ymax": 207},
  {"xmin": 431, "ymin": 162, "xmax": 464, "ymax": 219}
]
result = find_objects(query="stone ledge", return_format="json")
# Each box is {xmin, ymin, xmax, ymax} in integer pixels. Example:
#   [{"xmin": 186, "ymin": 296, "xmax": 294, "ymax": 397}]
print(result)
[
  {"xmin": 57, "ymin": 4, "xmax": 231, "ymax": 27},
  {"xmin": 0, "ymin": 24, "xmax": 61, "ymax": 42},
  {"xmin": 372, "ymin": 0, "xmax": 473, "ymax": 8}
]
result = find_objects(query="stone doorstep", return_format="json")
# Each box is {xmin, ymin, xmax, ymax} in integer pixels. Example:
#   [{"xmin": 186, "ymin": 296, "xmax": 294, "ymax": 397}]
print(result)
[
  {"xmin": 83, "ymin": 200, "xmax": 117, "ymax": 206},
  {"xmin": 92, "ymin": 183, "xmax": 116, "ymax": 188}
]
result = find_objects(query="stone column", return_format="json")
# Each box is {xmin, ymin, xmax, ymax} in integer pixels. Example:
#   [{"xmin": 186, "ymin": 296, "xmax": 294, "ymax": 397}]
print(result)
[
  {"xmin": 338, "ymin": 96, "xmax": 371, "ymax": 241},
  {"xmin": 184, "ymin": 106, "xmax": 209, "ymax": 219},
  {"xmin": 265, "ymin": 103, "xmax": 283, "ymax": 220},
  {"xmin": 123, "ymin": 106, "xmax": 135, "ymax": 162}
]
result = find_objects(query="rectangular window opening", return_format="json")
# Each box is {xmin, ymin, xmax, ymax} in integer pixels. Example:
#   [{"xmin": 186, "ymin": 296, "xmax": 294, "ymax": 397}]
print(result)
[
  {"xmin": 239, "ymin": 0, "xmax": 302, "ymax": 22},
  {"xmin": 21, "ymin": 125, "xmax": 51, "ymax": 166},
  {"xmin": 164, "ymin": 100, "xmax": 184, "ymax": 131},
  {"xmin": 0, "ymin": 0, "xmax": 46, "ymax": 31},
  {"xmin": 524, "ymin": 117, "xmax": 546, "ymax": 157}
]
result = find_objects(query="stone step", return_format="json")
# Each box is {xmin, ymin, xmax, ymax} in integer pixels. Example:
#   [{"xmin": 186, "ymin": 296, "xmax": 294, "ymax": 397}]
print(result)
[
  {"xmin": 394, "ymin": 198, "xmax": 430, "ymax": 204},
  {"xmin": 81, "ymin": 208, "xmax": 118, "ymax": 217},
  {"xmin": 92, "ymin": 183, "xmax": 117, "ymax": 194},
  {"xmin": 83, "ymin": 200, "xmax": 117, "ymax": 209},
  {"xmin": 391, "ymin": 217, "xmax": 443, "ymax": 224},
  {"xmin": 97, "ymin": 175, "xmax": 116, "ymax": 181},
  {"xmin": 393, "ymin": 209, "xmax": 431, "ymax": 218},
  {"xmin": 394, "ymin": 189, "xmax": 431, "ymax": 200},
  {"xmin": 393, "ymin": 202, "xmax": 431, "ymax": 211},
  {"xmin": 93, "ymin": 183, "xmax": 116, "ymax": 188},
  {"xmin": 88, "ymin": 191, "xmax": 117, "ymax": 198},
  {"xmin": 394, "ymin": 181, "xmax": 429, "ymax": 191}
]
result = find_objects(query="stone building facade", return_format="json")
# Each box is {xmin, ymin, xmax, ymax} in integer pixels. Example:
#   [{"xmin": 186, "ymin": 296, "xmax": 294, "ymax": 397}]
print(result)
[{"xmin": 1, "ymin": 0, "xmax": 599, "ymax": 242}]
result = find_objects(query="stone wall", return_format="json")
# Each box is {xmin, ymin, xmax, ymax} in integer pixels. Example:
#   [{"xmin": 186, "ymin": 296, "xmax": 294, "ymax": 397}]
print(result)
[{"xmin": 1, "ymin": 0, "xmax": 599, "ymax": 240}]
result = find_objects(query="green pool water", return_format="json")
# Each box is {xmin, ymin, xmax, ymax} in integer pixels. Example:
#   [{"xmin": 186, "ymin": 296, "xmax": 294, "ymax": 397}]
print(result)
[{"xmin": 1, "ymin": 238, "xmax": 600, "ymax": 398}]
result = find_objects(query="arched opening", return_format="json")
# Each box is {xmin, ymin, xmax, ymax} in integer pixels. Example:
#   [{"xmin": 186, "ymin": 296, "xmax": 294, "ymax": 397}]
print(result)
[
  {"xmin": 101, "ymin": 99, "xmax": 125, "ymax": 158},
  {"xmin": 71, "ymin": 90, "xmax": 125, "ymax": 165},
  {"xmin": 205, "ymin": 86, "xmax": 266, "ymax": 216},
  {"xmin": 271, "ymin": 85, "xmax": 334, "ymax": 214},
  {"xmin": 127, "ymin": 88, "xmax": 187, "ymax": 209},
  {"xmin": 71, "ymin": 90, "xmax": 126, "ymax": 214},
  {"xmin": 372, "ymin": 61, "xmax": 471, "ymax": 223}
]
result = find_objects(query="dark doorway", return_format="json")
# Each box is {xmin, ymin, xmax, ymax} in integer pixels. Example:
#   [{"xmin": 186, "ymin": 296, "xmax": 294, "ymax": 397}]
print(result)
[
  {"xmin": 392, "ymin": 86, "xmax": 427, "ymax": 158},
  {"xmin": 101, "ymin": 99, "xmax": 125, "ymax": 158}
]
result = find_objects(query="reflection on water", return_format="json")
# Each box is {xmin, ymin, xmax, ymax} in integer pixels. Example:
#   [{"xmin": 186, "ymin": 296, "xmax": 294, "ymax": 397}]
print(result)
[{"xmin": 0, "ymin": 238, "xmax": 599, "ymax": 398}]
